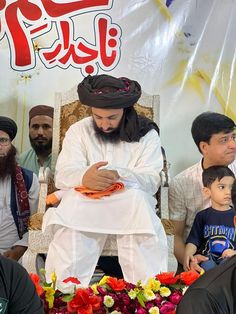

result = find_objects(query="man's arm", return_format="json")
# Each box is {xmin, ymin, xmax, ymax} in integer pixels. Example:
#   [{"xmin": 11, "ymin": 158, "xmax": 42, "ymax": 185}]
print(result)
[
  {"xmin": 8, "ymin": 259, "xmax": 44, "ymax": 313},
  {"xmin": 171, "ymin": 219, "xmax": 186, "ymax": 265},
  {"xmin": 3, "ymin": 246, "xmax": 27, "ymax": 261},
  {"xmin": 4, "ymin": 174, "xmax": 40, "ymax": 261},
  {"xmin": 110, "ymin": 130, "xmax": 163, "ymax": 194},
  {"xmin": 183, "ymin": 243, "xmax": 197, "ymax": 271}
]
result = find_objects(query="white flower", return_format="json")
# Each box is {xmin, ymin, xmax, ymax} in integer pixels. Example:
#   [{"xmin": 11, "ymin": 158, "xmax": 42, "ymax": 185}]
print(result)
[
  {"xmin": 56, "ymin": 280, "xmax": 81, "ymax": 294},
  {"xmin": 149, "ymin": 306, "xmax": 160, "ymax": 314},
  {"xmin": 182, "ymin": 286, "xmax": 189, "ymax": 295},
  {"xmin": 103, "ymin": 295, "xmax": 115, "ymax": 308},
  {"xmin": 159, "ymin": 286, "xmax": 171, "ymax": 297},
  {"xmin": 143, "ymin": 289, "xmax": 156, "ymax": 301},
  {"xmin": 111, "ymin": 311, "xmax": 122, "ymax": 314},
  {"xmin": 128, "ymin": 289, "xmax": 137, "ymax": 299}
]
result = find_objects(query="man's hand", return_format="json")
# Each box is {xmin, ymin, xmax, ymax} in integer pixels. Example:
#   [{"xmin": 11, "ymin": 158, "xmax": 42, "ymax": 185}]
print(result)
[
  {"xmin": 183, "ymin": 254, "xmax": 193, "ymax": 271},
  {"xmin": 3, "ymin": 246, "xmax": 27, "ymax": 261},
  {"xmin": 189, "ymin": 254, "xmax": 208, "ymax": 272},
  {"xmin": 82, "ymin": 161, "xmax": 120, "ymax": 190},
  {"xmin": 222, "ymin": 249, "xmax": 236, "ymax": 258}
]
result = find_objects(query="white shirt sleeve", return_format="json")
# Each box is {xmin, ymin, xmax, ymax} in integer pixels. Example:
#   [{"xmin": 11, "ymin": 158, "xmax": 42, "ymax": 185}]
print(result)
[
  {"xmin": 55, "ymin": 123, "xmax": 90, "ymax": 189},
  {"xmin": 112, "ymin": 130, "xmax": 163, "ymax": 195}
]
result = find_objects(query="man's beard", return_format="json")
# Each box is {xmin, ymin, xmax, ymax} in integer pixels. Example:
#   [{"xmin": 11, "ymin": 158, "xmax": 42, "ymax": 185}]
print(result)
[
  {"xmin": 0, "ymin": 146, "xmax": 17, "ymax": 178},
  {"xmin": 93, "ymin": 120, "xmax": 121, "ymax": 143},
  {"xmin": 29, "ymin": 136, "xmax": 52, "ymax": 156}
]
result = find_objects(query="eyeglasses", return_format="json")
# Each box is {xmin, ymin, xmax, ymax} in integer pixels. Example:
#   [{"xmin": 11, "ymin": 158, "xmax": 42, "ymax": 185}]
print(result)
[{"xmin": 0, "ymin": 137, "xmax": 11, "ymax": 146}]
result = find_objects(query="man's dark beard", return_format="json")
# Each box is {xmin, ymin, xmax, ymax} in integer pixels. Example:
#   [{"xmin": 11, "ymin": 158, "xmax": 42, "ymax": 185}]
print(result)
[
  {"xmin": 0, "ymin": 146, "xmax": 17, "ymax": 178},
  {"xmin": 93, "ymin": 120, "xmax": 121, "ymax": 143},
  {"xmin": 29, "ymin": 136, "xmax": 52, "ymax": 156}
]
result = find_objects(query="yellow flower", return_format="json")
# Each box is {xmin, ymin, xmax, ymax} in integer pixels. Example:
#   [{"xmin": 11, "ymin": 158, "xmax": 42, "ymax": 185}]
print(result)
[
  {"xmin": 160, "ymin": 286, "xmax": 171, "ymax": 297},
  {"xmin": 103, "ymin": 295, "xmax": 114, "ymax": 308},
  {"xmin": 91, "ymin": 283, "xmax": 98, "ymax": 294},
  {"xmin": 144, "ymin": 278, "xmax": 161, "ymax": 292},
  {"xmin": 143, "ymin": 289, "xmax": 156, "ymax": 301},
  {"xmin": 111, "ymin": 311, "xmax": 121, "ymax": 314},
  {"xmin": 98, "ymin": 275, "xmax": 110, "ymax": 286},
  {"xmin": 149, "ymin": 306, "xmax": 160, "ymax": 314},
  {"xmin": 128, "ymin": 289, "xmax": 137, "ymax": 299},
  {"xmin": 51, "ymin": 272, "xmax": 57, "ymax": 282},
  {"xmin": 43, "ymin": 287, "xmax": 55, "ymax": 308},
  {"xmin": 51, "ymin": 271, "xmax": 57, "ymax": 290}
]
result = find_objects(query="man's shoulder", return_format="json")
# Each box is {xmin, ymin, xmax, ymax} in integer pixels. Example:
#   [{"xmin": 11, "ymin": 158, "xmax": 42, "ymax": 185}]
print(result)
[
  {"xmin": 171, "ymin": 161, "xmax": 202, "ymax": 183},
  {"xmin": 68, "ymin": 116, "xmax": 92, "ymax": 131},
  {"xmin": 0, "ymin": 255, "xmax": 24, "ymax": 279},
  {"xmin": 19, "ymin": 148, "xmax": 35, "ymax": 160},
  {"xmin": 229, "ymin": 160, "xmax": 236, "ymax": 175}
]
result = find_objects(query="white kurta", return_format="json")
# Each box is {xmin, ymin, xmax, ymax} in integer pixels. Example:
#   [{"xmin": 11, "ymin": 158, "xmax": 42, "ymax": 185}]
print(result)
[
  {"xmin": 43, "ymin": 117, "xmax": 168, "ymax": 284},
  {"xmin": 0, "ymin": 174, "xmax": 39, "ymax": 254}
]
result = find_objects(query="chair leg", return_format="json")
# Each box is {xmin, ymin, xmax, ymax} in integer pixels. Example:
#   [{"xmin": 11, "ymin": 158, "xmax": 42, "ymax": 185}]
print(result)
[{"xmin": 22, "ymin": 248, "xmax": 37, "ymax": 274}]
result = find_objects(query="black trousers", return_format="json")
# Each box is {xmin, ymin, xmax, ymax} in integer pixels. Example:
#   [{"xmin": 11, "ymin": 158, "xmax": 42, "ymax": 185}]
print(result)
[{"xmin": 98, "ymin": 256, "xmax": 123, "ymax": 278}]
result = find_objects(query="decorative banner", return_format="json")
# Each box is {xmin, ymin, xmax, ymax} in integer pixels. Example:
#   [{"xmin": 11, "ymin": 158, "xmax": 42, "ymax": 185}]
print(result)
[{"xmin": 0, "ymin": 0, "xmax": 236, "ymax": 176}]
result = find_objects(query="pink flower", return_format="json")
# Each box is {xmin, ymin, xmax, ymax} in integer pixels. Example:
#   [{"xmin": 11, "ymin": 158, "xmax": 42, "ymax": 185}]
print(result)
[
  {"xmin": 160, "ymin": 301, "xmax": 175, "ymax": 314},
  {"xmin": 136, "ymin": 307, "xmax": 148, "ymax": 314},
  {"xmin": 168, "ymin": 291, "xmax": 182, "ymax": 305}
]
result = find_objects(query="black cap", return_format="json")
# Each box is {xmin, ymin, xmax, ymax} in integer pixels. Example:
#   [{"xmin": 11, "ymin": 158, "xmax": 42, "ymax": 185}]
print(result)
[{"xmin": 0, "ymin": 116, "xmax": 17, "ymax": 140}]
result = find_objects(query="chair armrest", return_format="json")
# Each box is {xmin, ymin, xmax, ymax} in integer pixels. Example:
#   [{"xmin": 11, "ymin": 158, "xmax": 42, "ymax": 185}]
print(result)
[{"xmin": 37, "ymin": 167, "xmax": 53, "ymax": 214}]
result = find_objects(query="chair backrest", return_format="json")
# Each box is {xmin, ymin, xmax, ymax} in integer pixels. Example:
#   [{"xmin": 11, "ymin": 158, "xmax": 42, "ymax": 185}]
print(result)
[
  {"xmin": 51, "ymin": 86, "xmax": 169, "ymax": 217},
  {"xmin": 52, "ymin": 86, "xmax": 160, "ymax": 170}
]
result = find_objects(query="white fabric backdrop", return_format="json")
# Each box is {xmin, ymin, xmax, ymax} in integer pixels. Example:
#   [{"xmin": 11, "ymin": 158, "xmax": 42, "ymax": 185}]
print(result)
[{"xmin": 0, "ymin": 0, "xmax": 235, "ymax": 176}]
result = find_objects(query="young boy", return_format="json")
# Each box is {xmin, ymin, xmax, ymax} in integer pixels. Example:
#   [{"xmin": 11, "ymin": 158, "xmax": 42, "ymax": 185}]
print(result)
[{"xmin": 184, "ymin": 165, "xmax": 236, "ymax": 271}]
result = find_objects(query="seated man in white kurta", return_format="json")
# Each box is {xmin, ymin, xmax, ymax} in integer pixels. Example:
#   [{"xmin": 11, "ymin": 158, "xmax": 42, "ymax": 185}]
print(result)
[{"xmin": 43, "ymin": 74, "xmax": 168, "ymax": 286}]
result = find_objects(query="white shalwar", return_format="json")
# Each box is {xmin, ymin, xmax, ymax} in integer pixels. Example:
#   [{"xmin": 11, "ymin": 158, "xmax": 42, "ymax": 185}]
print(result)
[{"xmin": 43, "ymin": 117, "xmax": 168, "ymax": 285}]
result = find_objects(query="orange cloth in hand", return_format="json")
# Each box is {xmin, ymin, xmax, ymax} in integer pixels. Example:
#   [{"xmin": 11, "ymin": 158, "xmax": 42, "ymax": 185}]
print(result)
[
  {"xmin": 46, "ymin": 193, "xmax": 61, "ymax": 206},
  {"xmin": 74, "ymin": 182, "xmax": 124, "ymax": 199}
]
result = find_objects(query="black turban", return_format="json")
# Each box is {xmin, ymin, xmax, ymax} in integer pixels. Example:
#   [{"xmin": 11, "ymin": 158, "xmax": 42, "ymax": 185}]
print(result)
[
  {"xmin": 0, "ymin": 116, "xmax": 17, "ymax": 140},
  {"xmin": 77, "ymin": 74, "xmax": 141, "ymax": 109}
]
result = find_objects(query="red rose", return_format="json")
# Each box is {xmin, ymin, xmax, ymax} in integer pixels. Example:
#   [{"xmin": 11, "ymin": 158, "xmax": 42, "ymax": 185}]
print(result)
[
  {"xmin": 156, "ymin": 272, "xmax": 179, "ymax": 285},
  {"xmin": 63, "ymin": 277, "xmax": 81, "ymax": 284},
  {"xmin": 179, "ymin": 271, "xmax": 200, "ymax": 285},
  {"xmin": 106, "ymin": 277, "xmax": 127, "ymax": 291},
  {"xmin": 67, "ymin": 288, "xmax": 101, "ymax": 314},
  {"xmin": 29, "ymin": 273, "xmax": 44, "ymax": 296}
]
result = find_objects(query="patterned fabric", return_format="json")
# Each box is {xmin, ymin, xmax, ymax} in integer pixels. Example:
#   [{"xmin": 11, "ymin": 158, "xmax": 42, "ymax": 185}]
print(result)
[{"xmin": 13, "ymin": 165, "xmax": 30, "ymax": 238}]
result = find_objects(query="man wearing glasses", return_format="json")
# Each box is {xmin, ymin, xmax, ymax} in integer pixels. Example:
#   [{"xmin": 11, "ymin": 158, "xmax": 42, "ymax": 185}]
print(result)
[{"xmin": 0, "ymin": 116, "xmax": 39, "ymax": 261}]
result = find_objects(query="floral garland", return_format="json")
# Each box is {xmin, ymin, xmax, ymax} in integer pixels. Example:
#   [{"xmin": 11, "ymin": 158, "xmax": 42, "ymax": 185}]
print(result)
[{"xmin": 30, "ymin": 270, "xmax": 200, "ymax": 314}]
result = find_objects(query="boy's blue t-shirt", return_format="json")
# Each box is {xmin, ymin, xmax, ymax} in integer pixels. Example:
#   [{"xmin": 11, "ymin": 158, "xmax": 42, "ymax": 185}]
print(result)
[{"xmin": 186, "ymin": 207, "xmax": 236, "ymax": 256}]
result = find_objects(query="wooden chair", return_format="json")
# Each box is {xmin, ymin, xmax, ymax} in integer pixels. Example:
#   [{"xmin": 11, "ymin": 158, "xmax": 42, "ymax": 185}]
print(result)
[{"xmin": 22, "ymin": 86, "xmax": 177, "ymax": 273}]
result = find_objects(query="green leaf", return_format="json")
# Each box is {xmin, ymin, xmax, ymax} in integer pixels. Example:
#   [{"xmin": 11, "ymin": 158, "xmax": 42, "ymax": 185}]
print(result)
[
  {"xmin": 62, "ymin": 294, "xmax": 74, "ymax": 302},
  {"xmin": 137, "ymin": 293, "xmax": 146, "ymax": 308}
]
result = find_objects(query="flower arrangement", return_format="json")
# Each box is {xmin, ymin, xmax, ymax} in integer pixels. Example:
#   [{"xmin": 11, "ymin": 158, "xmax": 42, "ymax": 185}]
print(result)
[{"xmin": 30, "ymin": 270, "xmax": 200, "ymax": 314}]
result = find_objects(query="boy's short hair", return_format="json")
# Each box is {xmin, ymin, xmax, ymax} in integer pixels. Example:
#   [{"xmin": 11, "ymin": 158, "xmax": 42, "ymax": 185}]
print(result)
[
  {"xmin": 202, "ymin": 165, "xmax": 235, "ymax": 188},
  {"xmin": 191, "ymin": 112, "xmax": 235, "ymax": 153},
  {"xmin": 232, "ymin": 180, "xmax": 236, "ymax": 208}
]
